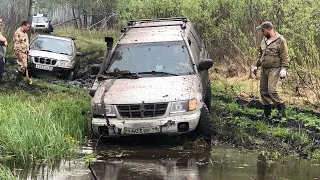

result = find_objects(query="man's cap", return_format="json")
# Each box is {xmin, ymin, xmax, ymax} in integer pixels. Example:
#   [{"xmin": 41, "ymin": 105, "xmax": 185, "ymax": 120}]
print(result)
[{"xmin": 256, "ymin": 21, "xmax": 273, "ymax": 30}]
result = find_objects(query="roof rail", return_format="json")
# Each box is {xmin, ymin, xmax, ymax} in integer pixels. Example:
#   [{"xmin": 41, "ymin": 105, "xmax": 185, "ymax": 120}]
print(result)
[
  {"xmin": 128, "ymin": 17, "xmax": 188, "ymax": 26},
  {"xmin": 38, "ymin": 34, "xmax": 76, "ymax": 40}
]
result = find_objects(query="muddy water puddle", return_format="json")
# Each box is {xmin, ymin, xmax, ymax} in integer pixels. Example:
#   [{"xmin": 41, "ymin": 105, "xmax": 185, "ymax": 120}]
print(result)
[{"xmin": 6, "ymin": 144, "xmax": 320, "ymax": 180}]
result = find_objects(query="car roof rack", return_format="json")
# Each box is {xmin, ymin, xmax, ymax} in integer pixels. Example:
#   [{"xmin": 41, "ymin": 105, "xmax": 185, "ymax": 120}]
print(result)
[
  {"xmin": 121, "ymin": 17, "xmax": 188, "ymax": 33},
  {"xmin": 38, "ymin": 34, "xmax": 76, "ymax": 40},
  {"xmin": 128, "ymin": 17, "xmax": 188, "ymax": 26}
]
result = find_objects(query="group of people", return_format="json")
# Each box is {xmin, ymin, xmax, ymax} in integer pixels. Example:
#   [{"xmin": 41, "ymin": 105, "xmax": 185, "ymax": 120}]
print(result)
[
  {"xmin": 0, "ymin": 18, "xmax": 290, "ymax": 120},
  {"xmin": 0, "ymin": 17, "xmax": 32, "ymax": 86}
]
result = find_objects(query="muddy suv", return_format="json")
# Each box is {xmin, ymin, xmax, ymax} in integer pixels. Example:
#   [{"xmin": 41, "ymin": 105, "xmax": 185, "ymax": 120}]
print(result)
[
  {"xmin": 90, "ymin": 18, "xmax": 213, "ymax": 141},
  {"xmin": 31, "ymin": 14, "xmax": 50, "ymax": 33},
  {"xmin": 28, "ymin": 34, "xmax": 80, "ymax": 80}
]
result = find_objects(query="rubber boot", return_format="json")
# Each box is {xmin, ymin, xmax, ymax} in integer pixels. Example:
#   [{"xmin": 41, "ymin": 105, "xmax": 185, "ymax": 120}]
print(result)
[
  {"xmin": 275, "ymin": 103, "xmax": 286, "ymax": 119},
  {"xmin": 257, "ymin": 105, "xmax": 272, "ymax": 120}
]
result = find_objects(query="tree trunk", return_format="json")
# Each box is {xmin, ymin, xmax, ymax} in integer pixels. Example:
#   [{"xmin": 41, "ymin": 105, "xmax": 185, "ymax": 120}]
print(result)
[
  {"xmin": 83, "ymin": 0, "xmax": 87, "ymax": 28},
  {"xmin": 27, "ymin": 0, "xmax": 36, "ymax": 39},
  {"xmin": 72, "ymin": 7, "xmax": 78, "ymax": 29},
  {"xmin": 77, "ymin": 2, "xmax": 82, "ymax": 29}
]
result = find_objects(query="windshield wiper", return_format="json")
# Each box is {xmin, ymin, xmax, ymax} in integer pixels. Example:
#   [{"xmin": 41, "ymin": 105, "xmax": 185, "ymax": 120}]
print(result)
[
  {"xmin": 58, "ymin": 52, "xmax": 71, "ymax": 55},
  {"xmin": 137, "ymin": 71, "xmax": 178, "ymax": 76},
  {"xmin": 99, "ymin": 70, "xmax": 140, "ymax": 80},
  {"xmin": 41, "ymin": 49, "xmax": 54, "ymax": 53}
]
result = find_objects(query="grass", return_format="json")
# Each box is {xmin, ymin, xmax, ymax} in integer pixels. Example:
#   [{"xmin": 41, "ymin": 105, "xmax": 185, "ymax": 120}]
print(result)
[
  {"xmin": 0, "ymin": 27, "xmax": 118, "ymax": 165},
  {"xmin": 0, "ymin": 81, "xmax": 90, "ymax": 164},
  {"xmin": 0, "ymin": 163, "xmax": 16, "ymax": 180},
  {"xmin": 210, "ymin": 77, "xmax": 319, "ymax": 160},
  {"xmin": 312, "ymin": 150, "xmax": 320, "ymax": 161}
]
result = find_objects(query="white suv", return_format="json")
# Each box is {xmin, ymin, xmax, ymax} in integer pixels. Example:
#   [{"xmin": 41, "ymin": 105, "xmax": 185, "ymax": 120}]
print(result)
[
  {"xmin": 31, "ymin": 14, "xmax": 49, "ymax": 33},
  {"xmin": 90, "ymin": 18, "xmax": 214, "ymax": 142}
]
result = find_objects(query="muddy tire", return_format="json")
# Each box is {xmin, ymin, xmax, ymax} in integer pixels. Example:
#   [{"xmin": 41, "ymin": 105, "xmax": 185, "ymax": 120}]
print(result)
[
  {"xmin": 66, "ymin": 71, "xmax": 74, "ymax": 81},
  {"xmin": 204, "ymin": 82, "xmax": 212, "ymax": 112},
  {"xmin": 88, "ymin": 123, "xmax": 98, "ymax": 139},
  {"xmin": 195, "ymin": 104, "xmax": 213, "ymax": 144}
]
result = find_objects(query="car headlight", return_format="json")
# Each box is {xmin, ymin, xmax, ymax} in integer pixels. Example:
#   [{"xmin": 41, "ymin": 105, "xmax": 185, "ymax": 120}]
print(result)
[
  {"xmin": 105, "ymin": 105, "xmax": 116, "ymax": 117},
  {"xmin": 170, "ymin": 99, "xmax": 198, "ymax": 114},
  {"xmin": 92, "ymin": 103, "xmax": 116, "ymax": 118},
  {"xmin": 28, "ymin": 56, "xmax": 34, "ymax": 62},
  {"xmin": 58, "ymin": 61, "xmax": 73, "ymax": 67}
]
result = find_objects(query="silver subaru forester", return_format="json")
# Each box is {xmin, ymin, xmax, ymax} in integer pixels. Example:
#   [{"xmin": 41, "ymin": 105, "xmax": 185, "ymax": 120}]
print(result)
[
  {"xmin": 90, "ymin": 18, "xmax": 214, "ymax": 142},
  {"xmin": 28, "ymin": 34, "xmax": 80, "ymax": 80}
]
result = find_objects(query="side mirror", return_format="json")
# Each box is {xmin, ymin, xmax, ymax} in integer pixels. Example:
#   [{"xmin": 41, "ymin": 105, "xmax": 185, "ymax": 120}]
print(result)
[
  {"xmin": 105, "ymin": 37, "xmax": 114, "ymax": 49},
  {"xmin": 76, "ymin": 51, "xmax": 82, "ymax": 56},
  {"xmin": 91, "ymin": 64, "xmax": 101, "ymax": 75},
  {"xmin": 198, "ymin": 59, "xmax": 213, "ymax": 71}
]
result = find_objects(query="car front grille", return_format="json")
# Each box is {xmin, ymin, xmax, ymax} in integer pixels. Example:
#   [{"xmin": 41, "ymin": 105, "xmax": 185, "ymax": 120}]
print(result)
[
  {"xmin": 34, "ymin": 57, "xmax": 57, "ymax": 65},
  {"xmin": 117, "ymin": 103, "xmax": 168, "ymax": 118},
  {"xmin": 36, "ymin": 25, "xmax": 45, "ymax": 27}
]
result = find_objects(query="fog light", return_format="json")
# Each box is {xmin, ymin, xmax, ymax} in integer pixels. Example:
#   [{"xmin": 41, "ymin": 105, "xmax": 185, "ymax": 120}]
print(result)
[
  {"xmin": 178, "ymin": 122, "xmax": 189, "ymax": 132},
  {"xmin": 98, "ymin": 126, "xmax": 109, "ymax": 136}
]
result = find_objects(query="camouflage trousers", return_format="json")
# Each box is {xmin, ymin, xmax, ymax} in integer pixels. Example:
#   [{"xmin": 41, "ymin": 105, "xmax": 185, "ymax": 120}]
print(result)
[
  {"xmin": 260, "ymin": 67, "xmax": 284, "ymax": 105},
  {"xmin": 15, "ymin": 53, "xmax": 28, "ymax": 73}
]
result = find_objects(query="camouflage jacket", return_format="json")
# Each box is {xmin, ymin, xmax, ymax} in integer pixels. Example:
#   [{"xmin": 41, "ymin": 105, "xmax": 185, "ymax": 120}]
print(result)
[
  {"xmin": 256, "ymin": 33, "xmax": 290, "ymax": 69},
  {"xmin": 13, "ymin": 27, "xmax": 29, "ymax": 55}
]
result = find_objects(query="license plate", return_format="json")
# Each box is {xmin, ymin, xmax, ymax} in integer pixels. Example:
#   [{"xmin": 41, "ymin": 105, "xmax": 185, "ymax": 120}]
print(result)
[
  {"xmin": 35, "ymin": 64, "xmax": 53, "ymax": 71},
  {"xmin": 124, "ymin": 126, "xmax": 161, "ymax": 135}
]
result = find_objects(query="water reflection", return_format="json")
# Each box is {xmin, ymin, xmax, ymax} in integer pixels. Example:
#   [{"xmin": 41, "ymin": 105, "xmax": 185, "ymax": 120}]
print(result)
[
  {"xmin": 3, "ymin": 145, "xmax": 320, "ymax": 180},
  {"xmin": 90, "ymin": 144, "xmax": 211, "ymax": 180}
]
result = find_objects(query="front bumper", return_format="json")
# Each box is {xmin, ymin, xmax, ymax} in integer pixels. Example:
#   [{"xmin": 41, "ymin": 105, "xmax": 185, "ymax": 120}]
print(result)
[
  {"xmin": 32, "ymin": 27, "xmax": 49, "ymax": 31},
  {"xmin": 91, "ymin": 110, "xmax": 201, "ymax": 137},
  {"xmin": 28, "ymin": 63, "xmax": 71, "ymax": 73}
]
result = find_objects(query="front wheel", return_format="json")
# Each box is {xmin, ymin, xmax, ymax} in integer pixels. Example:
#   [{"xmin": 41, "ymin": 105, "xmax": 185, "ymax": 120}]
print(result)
[
  {"xmin": 204, "ymin": 81, "xmax": 212, "ymax": 112},
  {"xmin": 195, "ymin": 104, "xmax": 213, "ymax": 144},
  {"xmin": 66, "ymin": 70, "xmax": 74, "ymax": 81}
]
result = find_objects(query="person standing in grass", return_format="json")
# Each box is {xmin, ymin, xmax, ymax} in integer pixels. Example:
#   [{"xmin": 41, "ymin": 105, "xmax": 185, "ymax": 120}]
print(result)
[
  {"xmin": 48, "ymin": 21, "xmax": 54, "ymax": 34},
  {"xmin": 0, "ymin": 17, "xmax": 8, "ymax": 83},
  {"xmin": 13, "ymin": 21, "xmax": 30, "ymax": 85},
  {"xmin": 252, "ymin": 21, "xmax": 290, "ymax": 120}
]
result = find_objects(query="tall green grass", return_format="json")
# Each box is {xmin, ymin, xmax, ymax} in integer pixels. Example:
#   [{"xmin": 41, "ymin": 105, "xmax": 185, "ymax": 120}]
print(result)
[
  {"xmin": 0, "ymin": 163, "xmax": 16, "ymax": 180},
  {"xmin": 0, "ymin": 83, "xmax": 90, "ymax": 164}
]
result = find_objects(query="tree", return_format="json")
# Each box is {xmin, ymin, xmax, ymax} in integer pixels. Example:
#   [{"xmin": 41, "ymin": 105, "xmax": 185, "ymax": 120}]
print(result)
[{"xmin": 27, "ymin": 0, "xmax": 36, "ymax": 39}]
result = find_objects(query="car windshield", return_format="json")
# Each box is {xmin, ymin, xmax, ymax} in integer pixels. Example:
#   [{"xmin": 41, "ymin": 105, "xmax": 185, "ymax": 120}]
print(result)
[
  {"xmin": 106, "ymin": 41, "xmax": 194, "ymax": 75},
  {"xmin": 32, "ymin": 17, "xmax": 48, "ymax": 23},
  {"xmin": 30, "ymin": 37, "xmax": 73, "ymax": 55}
]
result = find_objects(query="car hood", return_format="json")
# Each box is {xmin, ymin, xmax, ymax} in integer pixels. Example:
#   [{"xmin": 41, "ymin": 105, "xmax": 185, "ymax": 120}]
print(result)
[
  {"xmin": 29, "ymin": 50, "xmax": 72, "ymax": 61},
  {"xmin": 92, "ymin": 75, "xmax": 202, "ymax": 104}
]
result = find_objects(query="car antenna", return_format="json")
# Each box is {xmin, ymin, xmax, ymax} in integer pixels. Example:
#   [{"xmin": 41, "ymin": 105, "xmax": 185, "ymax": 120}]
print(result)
[{"xmin": 88, "ymin": 164, "xmax": 99, "ymax": 180}]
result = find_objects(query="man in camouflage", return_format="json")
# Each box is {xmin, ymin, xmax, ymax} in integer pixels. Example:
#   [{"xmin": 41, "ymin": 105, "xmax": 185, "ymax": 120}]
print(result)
[
  {"xmin": 13, "ymin": 21, "xmax": 30, "ymax": 85},
  {"xmin": 0, "ymin": 17, "xmax": 8, "ymax": 82},
  {"xmin": 253, "ymin": 21, "xmax": 290, "ymax": 120}
]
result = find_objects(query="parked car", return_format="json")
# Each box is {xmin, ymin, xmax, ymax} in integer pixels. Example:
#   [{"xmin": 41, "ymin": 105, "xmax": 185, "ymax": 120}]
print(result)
[
  {"xmin": 28, "ymin": 34, "xmax": 80, "ymax": 80},
  {"xmin": 31, "ymin": 14, "xmax": 50, "ymax": 33},
  {"xmin": 90, "ymin": 17, "xmax": 213, "ymax": 142}
]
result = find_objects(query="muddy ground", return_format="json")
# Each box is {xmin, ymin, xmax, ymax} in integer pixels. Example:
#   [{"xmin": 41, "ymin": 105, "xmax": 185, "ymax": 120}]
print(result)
[
  {"xmin": 211, "ymin": 92, "xmax": 320, "ymax": 160},
  {"xmin": 0, "ymin": 57, "xmax": 97, "ymax": 89}
]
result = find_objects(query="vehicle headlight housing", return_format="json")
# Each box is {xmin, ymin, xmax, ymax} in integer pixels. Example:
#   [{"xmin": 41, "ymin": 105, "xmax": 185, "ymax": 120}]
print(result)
[
  {"xmin": 58, "ymin": 61, "xmax": 73, "ymax": 68},
  {"xmin": 92, "ymin": 103, "xmax": 116, "ymax": 118},
  {"xmin": 170, "ymin": 99, "xmax": 198, "ymax": 114},
  {"xmin": 105, "ymin": 105, "xmax": 116, "ymax": 117},
  {"xmin": 28, "ymin": 56, "xmax": 34, "ymax": 62}
]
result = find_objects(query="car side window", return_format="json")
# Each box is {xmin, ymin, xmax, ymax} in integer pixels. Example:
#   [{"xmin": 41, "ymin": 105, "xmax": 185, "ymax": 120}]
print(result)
[{"xmin": 188, "ymin": 33, "xmax": 200, "ymax": 65}]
